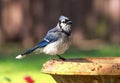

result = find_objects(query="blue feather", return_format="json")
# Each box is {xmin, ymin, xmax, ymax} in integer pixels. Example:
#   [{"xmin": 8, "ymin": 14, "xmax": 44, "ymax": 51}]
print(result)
[
  {"xmin": 21, "ymin": 46, "xmax": 38, "ymax": 55},
  {"xmin": 37, "ymin": 40, "xmax": 49, "ymax": 47},
  {"xmin": 21, "ymin": 30, "xmax": 59, "ymax": 55},
  {"xmin": 21, "ymin": 40, "xmax": 49, "ymax": 55},
  {"xmin": 44, "ymin": 31, "xmax": 59, "ymax": 42}
]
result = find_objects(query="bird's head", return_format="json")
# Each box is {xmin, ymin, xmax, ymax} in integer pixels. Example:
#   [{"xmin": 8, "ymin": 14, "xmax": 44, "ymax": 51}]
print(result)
[{"xmin": 58, "ymin": 16, "xmax": 72, "ymax": 35}]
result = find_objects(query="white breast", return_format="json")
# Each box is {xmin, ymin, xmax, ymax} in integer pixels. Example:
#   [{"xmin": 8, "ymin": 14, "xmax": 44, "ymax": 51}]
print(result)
[{"xmin": 43, "ymin": 38, "xmax": 71, "ymax": 55}]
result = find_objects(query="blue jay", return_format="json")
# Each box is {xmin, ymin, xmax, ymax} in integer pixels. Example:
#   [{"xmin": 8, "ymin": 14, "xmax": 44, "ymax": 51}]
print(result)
[{"xmin": 16, "ymin": 16, "xmax": 72, "ymax": 60}]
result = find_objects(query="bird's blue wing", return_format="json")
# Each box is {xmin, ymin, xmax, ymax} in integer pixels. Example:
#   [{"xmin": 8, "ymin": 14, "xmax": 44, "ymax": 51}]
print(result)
[
  {"xmin": 37, "ymin": 40, "xmax": 49, "ymax": 47},
  {"xmin": 21, "ymin": 40, "xmax": 49, "ymax": 55},
  {"xmin": 21, "ymin": 32, "xmax": 59, "ymax": 55},
  {"xmin": 37, "ymin": 32, "xmax": 59, "ymax": 47}
]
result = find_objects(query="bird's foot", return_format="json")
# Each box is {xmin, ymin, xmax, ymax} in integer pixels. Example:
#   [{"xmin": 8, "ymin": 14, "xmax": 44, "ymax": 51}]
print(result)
[{"xmin": 57, "ymin": 55, "xmax": 66, "ymax": 61}]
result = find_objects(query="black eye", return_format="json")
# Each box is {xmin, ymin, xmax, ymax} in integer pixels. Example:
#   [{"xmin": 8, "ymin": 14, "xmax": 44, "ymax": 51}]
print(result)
[
  {"xmin": 62, "ymin": 20, "xmax": 65, "ymax": 23},
  {"xmin": 61, "ymin": 20, "xmax": 65, "ymax": 23}
]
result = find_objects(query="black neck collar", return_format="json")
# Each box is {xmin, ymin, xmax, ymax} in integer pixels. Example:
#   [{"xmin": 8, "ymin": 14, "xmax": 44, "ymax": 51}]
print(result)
[{"xmin": 61, "ymin": 30, "xmax": 71, "ymax": 36}]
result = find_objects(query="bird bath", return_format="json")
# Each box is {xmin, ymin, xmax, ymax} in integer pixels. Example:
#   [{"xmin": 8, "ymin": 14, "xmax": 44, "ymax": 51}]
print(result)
[{"xmin": 41, "ymin": 58, "xmax": 120, "ymax": 83}]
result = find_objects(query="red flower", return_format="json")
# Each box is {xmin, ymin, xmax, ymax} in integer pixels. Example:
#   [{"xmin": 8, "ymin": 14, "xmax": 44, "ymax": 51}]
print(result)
[{"xmin": 24, "ymin": 76, "xmax": 34, "ymax": 83}]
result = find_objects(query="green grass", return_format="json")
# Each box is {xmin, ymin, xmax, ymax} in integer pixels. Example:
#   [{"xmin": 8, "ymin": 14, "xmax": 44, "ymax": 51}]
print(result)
[{"xmin": 0, "ymin": 45, "xmax": 120, "ymax": 83}]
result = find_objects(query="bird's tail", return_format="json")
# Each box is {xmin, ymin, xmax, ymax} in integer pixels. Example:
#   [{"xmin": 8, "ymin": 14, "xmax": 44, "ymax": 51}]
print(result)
[{"xmin": 16, "ymin": 46, "xmax": 38, "ymax": 59}]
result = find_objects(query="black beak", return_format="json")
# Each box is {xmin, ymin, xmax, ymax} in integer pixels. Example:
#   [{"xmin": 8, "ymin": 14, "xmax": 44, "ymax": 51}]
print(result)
[{"xmin": 67, "ymin": 20, "xmax": 72, "ymax": 24}]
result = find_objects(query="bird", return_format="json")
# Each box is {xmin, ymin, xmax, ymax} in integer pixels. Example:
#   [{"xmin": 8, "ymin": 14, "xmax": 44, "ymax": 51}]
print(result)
[{"xmin": 16, "ymin": 16, "xmax": 72, "ymax": 60}]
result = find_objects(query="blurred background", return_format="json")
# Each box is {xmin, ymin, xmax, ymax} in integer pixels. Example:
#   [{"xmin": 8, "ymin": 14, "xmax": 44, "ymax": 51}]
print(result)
[
  {"xmin": 0, "ymin": 0, "xmax": 120, "ymax": 83},
  {"xmin": 0, "ymin": 0, "xmax": 120, "ymax": 47}
]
